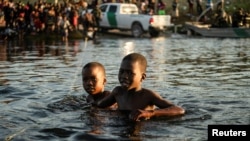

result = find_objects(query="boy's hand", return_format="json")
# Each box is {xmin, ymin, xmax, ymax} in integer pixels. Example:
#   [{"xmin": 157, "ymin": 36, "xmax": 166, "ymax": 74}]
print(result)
[{"xmin": 129, "ymin": 109, "xmax": 154, "ymax": 121}]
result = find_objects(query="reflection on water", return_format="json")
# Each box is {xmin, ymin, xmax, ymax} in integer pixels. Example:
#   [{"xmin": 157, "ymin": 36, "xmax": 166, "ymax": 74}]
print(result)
[
  {"xmin": 0, "ymin": 40, "xmax": 81, "ymax": 62},
  {"xmin": 0, "ymin": 36, "xmax": 250, "ymax": 141}
]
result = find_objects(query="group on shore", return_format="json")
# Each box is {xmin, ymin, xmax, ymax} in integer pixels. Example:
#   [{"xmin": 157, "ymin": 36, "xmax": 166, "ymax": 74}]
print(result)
[
  {"xmin": 0, "ymin": 0, "xmax": 172, "ymax": 41},
  {"xmin": 0, "ymin": 0, "xmax": 100, "ymax": 40},
  {"xmin": 0, "ymin": 0, "xmax": 249, "ymax": 41}
]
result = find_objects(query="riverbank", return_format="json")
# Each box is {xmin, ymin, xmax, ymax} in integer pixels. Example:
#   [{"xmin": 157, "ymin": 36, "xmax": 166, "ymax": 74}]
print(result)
[{"xmin": 2, "ymin": 0, "xmax": 249, "ymax": 40}]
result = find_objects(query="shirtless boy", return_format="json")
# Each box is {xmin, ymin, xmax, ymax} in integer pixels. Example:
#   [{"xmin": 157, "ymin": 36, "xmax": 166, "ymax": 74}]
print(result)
[
  {"xmin": 96, "ymin": 53, "xmax": 185, "ymax": 121},
  {"xmin": 82, "ymin": 62, "xmax": 110, "ymax": 105}
]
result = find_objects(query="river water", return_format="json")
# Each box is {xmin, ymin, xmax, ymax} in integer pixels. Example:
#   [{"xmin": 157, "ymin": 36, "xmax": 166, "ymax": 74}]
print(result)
[{"xmin": 0, "ymin": 34, "xmax": 249, "ymax": 141}]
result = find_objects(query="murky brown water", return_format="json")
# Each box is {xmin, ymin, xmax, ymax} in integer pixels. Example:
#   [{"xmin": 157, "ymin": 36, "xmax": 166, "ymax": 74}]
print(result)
[{"xmin": 0, "ymin": 35, "xmax": 249, "ymax": 141}]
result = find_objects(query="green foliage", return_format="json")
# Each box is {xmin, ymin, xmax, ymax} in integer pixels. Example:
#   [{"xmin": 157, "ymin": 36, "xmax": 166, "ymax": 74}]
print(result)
[{"xmin": 224, "ymin": 0, "xmax": 250, "ymax": 14}]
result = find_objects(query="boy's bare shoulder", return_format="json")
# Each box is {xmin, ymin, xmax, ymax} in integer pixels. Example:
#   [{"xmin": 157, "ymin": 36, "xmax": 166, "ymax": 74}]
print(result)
[
  {"xmin": 103, "ymin": 90, "xmax": 111, "ymax": 96},
  {"xmin": 86, "ymin": 90, "xmax": 111, "ymax": 103},
  {"xmin": 111, "ymin": 87, "xmax": 159, "ymax": 96},
  {"xmin": 141, "ymin": 88, "xmax": 160, "ymax": 95},
  {"xmin": 111, "ymin": 86, "xmax": 123, "ymax": 93}
]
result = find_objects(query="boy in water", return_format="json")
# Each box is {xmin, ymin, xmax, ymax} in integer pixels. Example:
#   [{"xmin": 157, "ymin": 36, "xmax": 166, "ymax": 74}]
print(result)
[
  {"xmin": 82, "ymin": 62, "xmax": 111, "ymax": 106},
  {"xmin": 95, "ymin": 53, "xmax": 185, "ymax": 121}
]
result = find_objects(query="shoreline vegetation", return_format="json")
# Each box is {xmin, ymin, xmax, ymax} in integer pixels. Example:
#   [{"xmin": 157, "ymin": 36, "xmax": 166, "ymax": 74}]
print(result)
[{"xmin": 2, "ymin": 0, "xmax": 250, "ymax": 40}]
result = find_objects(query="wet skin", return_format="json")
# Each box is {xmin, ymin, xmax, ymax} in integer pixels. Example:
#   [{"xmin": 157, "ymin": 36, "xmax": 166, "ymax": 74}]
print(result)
[{"xmin": 97, "ymin": 60, "xmax": 185, "ymax": 121}]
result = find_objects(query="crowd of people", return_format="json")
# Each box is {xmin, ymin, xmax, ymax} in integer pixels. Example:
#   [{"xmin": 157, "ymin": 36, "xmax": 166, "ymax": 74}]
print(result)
[
  {"xmin": 0, "ymin": 0, "xmax": 170, "ymax": 41},
  {"xmin": 0, "ymin": 0, "xmax": 248, "ymax": 40},
  {"xmin": 0, "ymin": 0, "xmax": 101, "ymax": 40},
  {"xmin": 186, "ymin": 0, "xmax": 249, "ymax": 28}
]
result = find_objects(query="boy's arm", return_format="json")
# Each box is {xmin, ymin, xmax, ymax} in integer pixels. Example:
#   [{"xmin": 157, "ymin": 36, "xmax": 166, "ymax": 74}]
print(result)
[
  {"xmin": 130, "ymin": 91, "xmax": 185, "ymax": 121},
  {"xmin": 152, "ymin": 97, "xmax": 185, "ymax": 117},
  {"xmin": 95, "ymin": 93, "xmax": 116, "ymax": 108},
  {"xmin": 150, "ymin": 90, "xmax": 185, "ymax": 117},
  {"xmin": 94, "ymin": 87, "xmax": 118, "ymax": 108},
  {"xmin": 130, "ymin": 105, "xmax": 185, "ymax": 121}
]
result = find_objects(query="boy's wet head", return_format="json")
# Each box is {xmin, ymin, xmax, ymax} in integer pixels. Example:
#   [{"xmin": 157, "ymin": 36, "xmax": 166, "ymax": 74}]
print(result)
[
  {"xmin": 122, "ymin": 53, "xmax": 147, "ymax": 73},
  {"xmin": 82, "ymin": 62, "xmax": 106, "ymax": 95},
  {"xmin": 82, "ymin": 62, "xmax": 106, "ymax": 75},
  {"xmin": 119, "ymin": 53, "xmax": 147, "ymax": 90}
]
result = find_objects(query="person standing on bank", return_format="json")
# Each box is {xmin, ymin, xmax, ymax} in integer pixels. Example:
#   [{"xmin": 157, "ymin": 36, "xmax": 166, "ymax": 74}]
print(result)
[
  {"xmin": 58, "ymin": 15, "xmax": 71, "ymax": 42},
  {"xmin": 92, "ymin": 4, "xmax": 102, "ymax": 33},
  {"xmin": 187, "ymin": 0, "xmax": 194, "ymax": 15},
  {"xmin": 172, "ymin": 0, "xmax": 179, "ymax": 21},
  {"xmin": 82, "ymin": 9, "xmax": 99, "ymax": 44},
  {"xmin": 206, "ymin": 0, "xmax": 213, "ymax": 10},
  {"xmin": 196, "ymin": 0, "xmax": 203, "ymax": 16}
]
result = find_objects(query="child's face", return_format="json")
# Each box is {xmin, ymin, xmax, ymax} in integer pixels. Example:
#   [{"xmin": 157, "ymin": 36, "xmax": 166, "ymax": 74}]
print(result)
[
  {"xmin": 82, "ymin": 67, "xmax": 106, "ymax": 95},
  {"xmin": 118, "ymin": 60, "xmax": 145, "ymax": 90}
]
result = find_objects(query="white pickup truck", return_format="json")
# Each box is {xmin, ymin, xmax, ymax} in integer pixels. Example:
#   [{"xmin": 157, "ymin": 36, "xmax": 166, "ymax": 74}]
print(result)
[{"xmin": 85, "ymin": 3, "xmax": 173, "ymax": 37}]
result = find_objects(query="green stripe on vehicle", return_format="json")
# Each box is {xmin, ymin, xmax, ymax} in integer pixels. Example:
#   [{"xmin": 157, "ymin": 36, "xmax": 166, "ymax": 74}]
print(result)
[{"xmin": 107, "ymin": 12, "xmax": 117, "ymax": 27}]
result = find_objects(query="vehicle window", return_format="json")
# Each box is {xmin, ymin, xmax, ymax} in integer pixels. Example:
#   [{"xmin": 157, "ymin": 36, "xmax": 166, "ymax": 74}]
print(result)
[
  {"xmin": 121, "ymin": 6, "xmax": 137, "ymax": 14},
  {"xmin": 108, "ymin": 5, "xmax": 117, "ymax": 13},
  {"xmin": 100, "ymin": 5, "xmax": 107, "ymax": 12}
]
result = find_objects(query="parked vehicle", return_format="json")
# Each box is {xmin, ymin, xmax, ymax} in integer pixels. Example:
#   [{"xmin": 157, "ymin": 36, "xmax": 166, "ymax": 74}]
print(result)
[{"xmin": 82, "ymin": 3, "xmax": 173, "ymax": 37}]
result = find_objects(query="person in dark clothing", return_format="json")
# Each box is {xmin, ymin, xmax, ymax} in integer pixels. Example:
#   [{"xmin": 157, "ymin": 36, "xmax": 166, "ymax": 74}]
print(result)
[
  {"xmin": 82, "ymin": 9, "xmax": 99, "ymax": 44},
  {"xmin": 232, "ymin": 8, "xmax": 244, "ymax": 27},
  {"xmin": 91, "ymin": 5, "xmax": 102, "ymax": 32},
  {"xmin": 187, "ymin": 0, "xmax": 194, "ymax": 14},
  {"xmin": 3, "ymin": 4, "xmax": 15, "ymax": 28},
  {"xmin": 83, "ymin": 9, "xmax": 93, "ymax": 37},
  {"xmin": 196, "ymin": 0, "xmax": 203, "ymax": 15}
]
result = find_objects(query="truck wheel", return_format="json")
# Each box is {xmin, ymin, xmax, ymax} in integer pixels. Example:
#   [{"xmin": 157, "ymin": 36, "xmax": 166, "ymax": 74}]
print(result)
[{"xmin": 132, "ymin": 23, "xmax": 143, "ymax": 38}]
